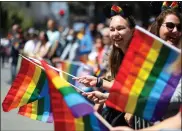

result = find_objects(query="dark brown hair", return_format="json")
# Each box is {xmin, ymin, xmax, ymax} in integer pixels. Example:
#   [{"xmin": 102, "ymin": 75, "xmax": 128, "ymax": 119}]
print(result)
[
  {"xmin": 149, "ymin": 9, "xmax": 182, "ymax": 37},
  {"xmin": 109, "ymin": 45, "xmax": 124, "ymax": 78}
]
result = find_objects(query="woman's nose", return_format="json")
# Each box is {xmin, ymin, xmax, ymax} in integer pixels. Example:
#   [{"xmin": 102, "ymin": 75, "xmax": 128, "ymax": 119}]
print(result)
[
  {"xmin": 114, "ymin": 30, "xmax": 119, "ymax": 36},
  {"xmin": 172, "ymin": 26, "xmax": 178, "ymax": 33}
]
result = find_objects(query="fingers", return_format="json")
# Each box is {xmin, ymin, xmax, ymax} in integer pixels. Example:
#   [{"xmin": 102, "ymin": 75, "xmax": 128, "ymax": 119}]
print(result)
[
  {"xmin": 110, "ymin": 126, "xmax": 134, "ymax": 131},
  {"xmin": 98, "ymin": 99, "xmax": 107, "ymax": 104},
  {"xmin": 82, "ymin": 92, "xmax": 87, "ymax": 96}
]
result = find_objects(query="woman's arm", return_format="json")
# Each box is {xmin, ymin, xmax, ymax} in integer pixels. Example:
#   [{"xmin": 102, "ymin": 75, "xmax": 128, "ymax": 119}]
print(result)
[{"xmin": 73, "ymin": 76, "xmax": 114, "ymax": 91}]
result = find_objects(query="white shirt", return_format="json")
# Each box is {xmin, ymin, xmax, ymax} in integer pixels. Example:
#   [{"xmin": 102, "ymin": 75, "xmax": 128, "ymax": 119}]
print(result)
[{"xmin": 23, "ymin": 40, "xmax": 37, "ymax": 55}]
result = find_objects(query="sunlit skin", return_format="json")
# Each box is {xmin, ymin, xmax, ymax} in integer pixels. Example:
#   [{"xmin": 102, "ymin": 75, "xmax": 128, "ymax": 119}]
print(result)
[
  {"xmin": 47, "ymin": 19, "xmax": 55, "ymax": 31},
  {"xmin": 109, "ymin": 15, "xmax": 134, "ymax": 53},
  {"xmin": 159, "ymin": 14, "xmax": 181, "ymax": 46},
  {"xmin": 95, "ymin": 38, "xmax": 103, "ymax": 50}
]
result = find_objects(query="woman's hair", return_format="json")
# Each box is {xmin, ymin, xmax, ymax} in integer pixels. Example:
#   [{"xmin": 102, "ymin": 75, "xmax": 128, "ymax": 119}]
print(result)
[
  {"xmin": 42, "ymin": 31, "xmax": 49, "ymax": 42},
  {"xmin": 149, "ymin": 9, "xmax": 182, "ymax": 37},
  {"xmin": 104, "ymin": 4, "xmax": 135, "ymax": 78},
  {"xmin": 109, "ymin": 45, "xmax": 124, "ymax": 78}
]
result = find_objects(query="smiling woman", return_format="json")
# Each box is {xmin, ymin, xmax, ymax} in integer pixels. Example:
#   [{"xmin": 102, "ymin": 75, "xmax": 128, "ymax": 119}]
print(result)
[
  {"xmin": 149, "ymin": 8, "xmax": 182, "ymax": 47},
  {"xmin": 74, "ymin": 4, "xmax": 141, "ymax": 128}
]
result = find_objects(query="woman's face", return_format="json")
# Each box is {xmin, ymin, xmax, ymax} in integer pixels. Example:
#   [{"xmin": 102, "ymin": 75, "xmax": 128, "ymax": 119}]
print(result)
[
  {"xmin": 95, "ymin": 38, "xmax": 103, "ymax": 49},
  {"xmin": 39, "ymin": 32, "xmax": 45, "ymax": 41},
  {"xmin": 109, "ymin": 15, "xmax": 133, "ymax": 50},
  {"xmin": 159, "ymin": 14, "xmax": 181, "ymax": 46}
]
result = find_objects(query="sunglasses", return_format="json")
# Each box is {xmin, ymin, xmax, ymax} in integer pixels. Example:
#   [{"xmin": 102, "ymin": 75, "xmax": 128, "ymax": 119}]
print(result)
[{"xmin": 163, "ymin": 22, "xmax": 181, "ymax": 32}]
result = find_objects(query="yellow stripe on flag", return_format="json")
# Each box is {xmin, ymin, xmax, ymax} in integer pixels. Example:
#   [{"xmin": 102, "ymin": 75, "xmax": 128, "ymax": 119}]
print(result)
[
  {"xmin": 52, "ymin": 76, "xmax": 70, "ymax": 89},
  {"xmin": 75, "ymin": 117, "xmax": 84, "ymax": 131},
  {"xmin": 18, "ymin": 66, "xmax": 41, "ymax": 107},
  {"xmin": 30, "ymin": 100, "xmax": 38, "ymax": 120},
  {"xmin": 125, "ymin": 40, "xmax": 162, "ymax": 113}
]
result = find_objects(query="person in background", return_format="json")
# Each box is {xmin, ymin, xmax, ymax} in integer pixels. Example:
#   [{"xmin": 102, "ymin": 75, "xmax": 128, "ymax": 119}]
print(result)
[
  {"xmin": 149, "ymin": 2, "xmax": 181, "ymax": 47},
  {"xmin": 78, "ymin": 23, "xmax": 94, "ymax": 63},
  {"xmin": 100, "ymin": 27, "xmax": 113, "ymax": 80},
  {"xmin": 60, "ymin": 29, "xmax": 80, "ymax": 61},
  {"xmin": 10, "ymin": 27, "xmax": 25, "ymax": 83},
  {"xmin": 46, "ymin": 19, "xmax": 60, "ymax": 60},
  {"xmin": 0, "ymin": 35, "xmax": 11, "ymax": 68},
  {"xmin": 149, "ymin": 1, "xmax": 182, "ymax": 121},
  {"xmin": 23, "ymin": 28, "xmax": 39, "ymax": 57},
  {"xmin": 88, "ymin": 34, "xmax": 105, "ymax": 66},
  {"xmin": 33, "ymin": 31, "xmax": 51, "ymax": 59}
]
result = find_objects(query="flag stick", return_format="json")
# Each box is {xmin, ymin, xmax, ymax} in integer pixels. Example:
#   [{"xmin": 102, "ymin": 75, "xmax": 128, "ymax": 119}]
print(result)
[
  {"xmin": 94, "ymin": 111, "xmax": 112, "ymax": 130},
  {"xmin": 19, "ymin": 54, "xmax": 84, "ymax": 92}
]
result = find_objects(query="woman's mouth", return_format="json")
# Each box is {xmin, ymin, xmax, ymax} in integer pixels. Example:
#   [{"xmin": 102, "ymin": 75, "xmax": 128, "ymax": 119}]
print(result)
[{"xmin": 166, "ymin": 35, "xmax": 177, "ymax": 44}]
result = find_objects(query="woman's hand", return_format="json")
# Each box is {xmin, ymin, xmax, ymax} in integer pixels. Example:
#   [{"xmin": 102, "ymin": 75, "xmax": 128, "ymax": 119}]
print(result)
[
  {"xmin": 124, "ymin": 113, "xmax": 133, "ymax": 127},
  {"xmin": 82, "ymin": 91, "xmax": 108, "ymax": 104},
  {"xmin": 110, "ymin": 126, "xmax": 134, "ymax": 131},
  {"xmin": 73, "ymin": 75, "xmax": 97, "ymax": 87}
]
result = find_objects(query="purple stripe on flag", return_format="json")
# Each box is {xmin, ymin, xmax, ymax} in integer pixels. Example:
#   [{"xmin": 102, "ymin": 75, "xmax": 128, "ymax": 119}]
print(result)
[
  {"xmin": 151, "ymin": 73, "xmax": 181, "ymax": 121},
  {"xmin": 47, "ymin": 113, "xmax": 53, "ymax": 123},
  {"xmin": 70, "ymin": 103, "xmax": 94, "ymax": 118}
]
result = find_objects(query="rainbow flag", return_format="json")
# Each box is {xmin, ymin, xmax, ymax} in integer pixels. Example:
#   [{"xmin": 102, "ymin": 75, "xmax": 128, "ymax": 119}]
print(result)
[
  {"xmin": 18, "ymin": 95, "xmax": 53, "ymax": 123},
  {"xmin": 56, "ymin": 60, "xmax": 81, "ymax": 86},
  {"xmin": 2, "ymin": 57, "xmax": 49, "ymax": 112},
  {"xmin": 106, "ymin": 26, "xmax": 181, "ymax": 122},
  {"xmin": 18, "ymin": 94, "xmax": 109, "ymax": 131},
  {"xmin": 56, "ymin": 60, "xmax": 93, "ymax": 92},
  {"xmin": 41, "ymin": 60, "xmax": 94, "ymax": 118},
  {"xmin": 41, "ymin": 60, "xmax": 109, "ymax": 131}
]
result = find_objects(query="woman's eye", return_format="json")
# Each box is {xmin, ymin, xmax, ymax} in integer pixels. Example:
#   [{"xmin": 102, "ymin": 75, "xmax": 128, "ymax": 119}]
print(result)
[
  {"xmin": 117, "ymin": 27, "xmax": 125, "ymax": 31},
  {"xmin": 110, "ymin": 28, "xmax": 115, "ymax": 32}
]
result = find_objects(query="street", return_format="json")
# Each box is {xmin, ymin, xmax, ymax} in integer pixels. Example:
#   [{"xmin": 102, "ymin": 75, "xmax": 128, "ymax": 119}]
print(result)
[{"xmin": 1, "ymin": 62, "xmax": 53, "ymax": 131}]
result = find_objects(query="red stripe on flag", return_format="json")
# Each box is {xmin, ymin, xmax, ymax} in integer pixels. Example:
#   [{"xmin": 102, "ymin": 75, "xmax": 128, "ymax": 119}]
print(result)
[{"xmin": 107, "ymin": 29, "xmax": 154, "ymax": 110}]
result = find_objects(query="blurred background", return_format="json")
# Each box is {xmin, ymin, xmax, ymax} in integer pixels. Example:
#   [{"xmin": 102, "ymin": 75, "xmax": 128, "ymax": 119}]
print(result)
[
  {"xmin": 0, "ymin": 1, "xmax": 165, "ymax": 36},
  {"xmin": 0, "ymin": 1, "xmax": 181, "ymax": 131}
]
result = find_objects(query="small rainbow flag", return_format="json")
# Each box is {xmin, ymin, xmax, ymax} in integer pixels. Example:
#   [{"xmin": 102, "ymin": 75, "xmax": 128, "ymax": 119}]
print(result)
[
  {"xmin": 41, "ymin": 60, "xmax": 94, "ymax": 118},
  {"xmin": 18, "ymin": 94, "xmax": 109, "ymax": 131},
  {"xmin": 106, "ymin": 26, "xmax": 181, "ymax": 122},
  {"xmin": 18, "ymin": 95, "xmax": 53, "ymax": 123},
  {"xmin": 56, "ymin": 60, "xmax": 81, "ymax": 85},
  {"xmin": 41, "ymin": 61, "xmax": 109, "ymax": 131},
  {"xmin": 2, "ymin": 57, "xmax": 49, "ymax": 112}
]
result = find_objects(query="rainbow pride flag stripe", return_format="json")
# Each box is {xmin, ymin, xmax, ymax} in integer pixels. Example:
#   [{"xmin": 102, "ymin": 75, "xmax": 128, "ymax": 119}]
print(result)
[
  {"xmin": 18, "ymin": 94, "xmax": 108, "ymax": 131},
  {"xmin": 56, "ymin": 61, "xmax": 80, "ymax": 85},
  {"xmin": 2, "ymin": 58, "xmax": 48, "ymax": 112},
  {"xmin": 41, "ymin": 60, "xmax": 94, "ymax": 118},
  {"xmin": 106, "ymin": 26, "xmax": 181, "ymax": 122},
  {"xmin": 18, "ymin": 95, "xmax": 53, "ymax": 123}
]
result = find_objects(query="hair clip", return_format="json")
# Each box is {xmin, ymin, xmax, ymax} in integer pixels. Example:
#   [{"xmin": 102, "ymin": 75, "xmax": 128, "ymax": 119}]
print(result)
[
  {"xmin": 111, "ymin": 5, "xmax": 124, "ymax": 17},
  {"xmin": 161, "ymin": 1, "xmax": 179, "ymax": 11}
]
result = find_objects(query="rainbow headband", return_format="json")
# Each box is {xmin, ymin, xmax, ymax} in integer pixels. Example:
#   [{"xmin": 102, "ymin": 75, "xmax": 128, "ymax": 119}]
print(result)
[
  {"xmin": 111, "ymin": 5, "xmax": 124, "ymax": 17},
  {"xmin": 162, "ymin": 1, "xmax": 179, "ymax": 11}
]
